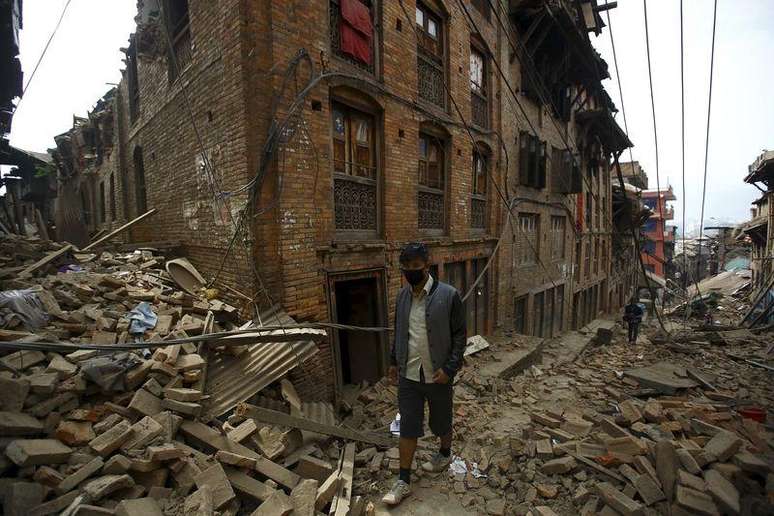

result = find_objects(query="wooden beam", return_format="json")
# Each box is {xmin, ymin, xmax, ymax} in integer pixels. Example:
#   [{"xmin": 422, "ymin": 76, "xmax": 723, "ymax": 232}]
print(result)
[
  {"xmin": 82, "ymin": 208, "xmax": 157, "ymax": 251},
  {"xmin": 237, "ymin": 404, "xmax": 396, "ymax": 448},
  {"xmin": 332, "ymin": 443, "xmax": 355, "ymax": 516},
  {"xmin": 19, "ymin": 244, "xmax": 74, "ymax": 277}
]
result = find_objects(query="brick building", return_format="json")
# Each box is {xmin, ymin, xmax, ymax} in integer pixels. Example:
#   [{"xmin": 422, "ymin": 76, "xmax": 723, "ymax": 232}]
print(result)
[
  {"xmin": 51, "ymin": 0, "xmax": 637, "ymax": 401},
  {"xmin": 741, "ymin": 150, "xmax": 774, "ymax": 290}
]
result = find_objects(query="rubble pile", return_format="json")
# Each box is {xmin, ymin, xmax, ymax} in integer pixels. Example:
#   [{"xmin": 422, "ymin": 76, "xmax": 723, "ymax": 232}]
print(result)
[{"xmin": 0, "ymin": 233, "xmax": 377, "ymax": 515}]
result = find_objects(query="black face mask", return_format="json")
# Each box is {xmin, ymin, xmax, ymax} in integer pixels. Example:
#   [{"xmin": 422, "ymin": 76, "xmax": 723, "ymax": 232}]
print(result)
[{"xmin": 402, "ymin": 269, "xmax": 426, "ymax": 286}]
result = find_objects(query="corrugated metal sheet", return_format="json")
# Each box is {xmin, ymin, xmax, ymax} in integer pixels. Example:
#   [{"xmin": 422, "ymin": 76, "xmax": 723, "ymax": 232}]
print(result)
[{"xmin": 204, "ymin": 309, "xmax": 320, "ymax": 418}]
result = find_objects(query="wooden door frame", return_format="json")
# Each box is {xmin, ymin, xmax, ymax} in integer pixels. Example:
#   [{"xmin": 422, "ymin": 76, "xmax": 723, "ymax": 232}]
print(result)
[{"xmin": 325, "ymin": 267, "xmax": 389, "ymax": 397}]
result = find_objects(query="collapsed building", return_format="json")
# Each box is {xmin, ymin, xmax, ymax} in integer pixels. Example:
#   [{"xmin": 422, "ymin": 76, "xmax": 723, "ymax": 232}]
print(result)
[{"xmin": 43, "ymin": 0, "xmax": 638, "ymax": 401}]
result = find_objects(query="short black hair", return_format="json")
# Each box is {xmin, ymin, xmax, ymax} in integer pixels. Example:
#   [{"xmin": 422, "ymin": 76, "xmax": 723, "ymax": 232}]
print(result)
[{"xmin": 399, "ymin": 242, "xmax": 429, "ymax": 265}]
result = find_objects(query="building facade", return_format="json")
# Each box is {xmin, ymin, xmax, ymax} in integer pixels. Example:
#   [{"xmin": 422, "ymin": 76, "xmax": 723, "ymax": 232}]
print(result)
[
  {"xmin": 640, "ymin": 186, "xmax": 675, "ymax": 279},
  {"xmin": 741, "ymin": 150, "xmax": 773, "ymax": 289},
  {"xmin": 50, "ymin": 0, "xmax": 635, "ymax": 401}
]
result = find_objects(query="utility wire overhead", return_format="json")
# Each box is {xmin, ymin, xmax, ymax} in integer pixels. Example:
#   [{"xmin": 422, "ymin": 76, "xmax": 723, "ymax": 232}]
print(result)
[{"xmin": 13, "ymin": 0, "xmax": 73, "ymax": 113}]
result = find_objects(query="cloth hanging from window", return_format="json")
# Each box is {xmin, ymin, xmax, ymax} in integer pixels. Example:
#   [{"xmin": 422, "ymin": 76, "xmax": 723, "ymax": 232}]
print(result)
[{"xmin": 340, "ymin": 0, "xmax": 372, "ymax": 65}]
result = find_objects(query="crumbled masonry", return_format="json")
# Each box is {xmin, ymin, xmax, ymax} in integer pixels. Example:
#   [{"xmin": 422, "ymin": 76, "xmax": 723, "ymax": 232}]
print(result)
[{"xmin": 0, "ymin": 231, "xmax": 772, "ymax": 515}]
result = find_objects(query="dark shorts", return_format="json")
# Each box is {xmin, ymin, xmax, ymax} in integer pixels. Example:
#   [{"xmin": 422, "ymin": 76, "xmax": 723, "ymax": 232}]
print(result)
[{"xmin": 398, "ymin": 376, "xmax": 453, "ymax": 439}]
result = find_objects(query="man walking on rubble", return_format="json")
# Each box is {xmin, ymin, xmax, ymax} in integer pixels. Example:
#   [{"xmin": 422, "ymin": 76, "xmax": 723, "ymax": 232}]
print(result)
[
  {"xmin": 382, "ymin": 242, "xmax": 467, "ymax": 506},
  {"xmin": 623, "ymin": 296, "xmax": 645, "ymax": 344}
]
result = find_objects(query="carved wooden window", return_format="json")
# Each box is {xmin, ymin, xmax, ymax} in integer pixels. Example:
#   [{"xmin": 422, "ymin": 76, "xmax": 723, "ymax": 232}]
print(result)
[
  {"xmin": 471, "ymin": 149, "xmax": 487, "ymax": 229},
  {"xmin": 332, "ymin": 103, "xmax": 378, "ymax": 234},
  {"xmin": 164, "ymin": 0, "xmax": 191, "ymax": 81},
  {"xmin": 551, "ymin": 215, "xmax": 565, "ymax": 260},
  {"xmin": 416, "ymin": 3, "xmax": 445, "ymax": 108},
  {"xmin": 470, "ymin": 47, "xmax": 488, "ymax": 128},
  {"xmin": 519, "ymin": 131, "xmax": 546, "ymax": 189},
  {"xmin": 418, "ymin": 134, "xmax": 445, "ymax": 231},
  {"xmin": 518, "ymin": 213, "xmax": 539, "ymax": 265},
  {"xmin": 330, "ymin": 0, "xmax": 376, "ymax": 73}
]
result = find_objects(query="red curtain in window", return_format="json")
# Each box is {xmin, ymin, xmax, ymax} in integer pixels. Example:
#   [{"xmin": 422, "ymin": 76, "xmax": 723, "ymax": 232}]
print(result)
[{"xmin": 340, "ymin": 0, "xmax": 372, "ymax": 65}]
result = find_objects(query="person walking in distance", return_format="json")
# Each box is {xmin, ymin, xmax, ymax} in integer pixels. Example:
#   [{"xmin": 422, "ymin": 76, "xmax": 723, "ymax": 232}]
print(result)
[
  {"xmin": 382, "ymin": 242, "xmax": 467, "ymax": 506},
  {"xmin": 623, "ymin": 296, "xmax": 644, "ymax": 344}
]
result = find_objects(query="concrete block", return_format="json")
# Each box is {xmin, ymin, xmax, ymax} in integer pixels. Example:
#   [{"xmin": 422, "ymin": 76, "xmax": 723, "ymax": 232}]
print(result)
[
  {"xmin": 252, "ymin": 489, "xmax": 293, "ymax": 516},
  {"xmin": 704, "ymin": 470, "xmax": 740, "ymax": 515},
  {"xmin": 28, "ymin": 373, "xmax": 59, "ymax": 395},
  {"xmin": 655, "ymin": 440, "xmax": 679, "ymax": 502},
  {"xmin": 57, "ymin": 456, "xmax": 104, "ymax": 494},
  {"xmin": 194, "ymin": 462, "xmax": 235, "ymax": 509},
  {"xmin": 678, "ymin": 469, "xmax": 707, "ymax": 492},
  {"xmin": 295, "ymin": 454, "xmax": 334, "ymax": 482},
  {"xmin": 703, "ymin": 431, "xmax": 741, "ymax": 462},
  {"xmin": 634, "ymin": 473, "xmax": 666, "ymax": 505},
  {"xmin": 89, "ymin": 419, "xmax": 133, "ymax": 456},
  {"xmin": 184, "ymin": 485, "xmax": 214, "ymax": 515},
  {"xmin": 147, "ymin": 444, "xmax": 184, "ymax": 461},
  {"xmin": 0, "ymin": 411, "xmax": 44, "ymax": 436},
  {"xmin": 121, "ymin": 416, "xmax": 164, "ymax": 451},
  {"xmin": 29, "ymin": 490, "xmax": 79, "ymax": 516},
  {"xmin": 116, "ymin": 497, "xmax": 163, "ymax": 516},
  {"xmin": 215, "ymin": 450, "xmax": 257, "ymax": 469},
  {"xmin": 3, "ymin": 482, "xmax": 44, "ymax": 516},
  {"xmin": 676, "ymin": 448, "xmax": 701, "ymax": 474},
  {"xmin": 733, "ymin": 451, "xmax": 770, "ymax": 475},
  {"xmin": 226, "ymin": 419, "xmax": 257, "ymax": 443},
  {"xmin": 103, "ymin": 454, "xmax": 132, "ymax": 474},
  {"xmin": 151, "ymin": 411, "xmax": 182, "ymax": 441},
  {"xmin": 540, "ymin": 456, "xmax": 576, "ymax": 475},
  {"xmin": 163, "ymin": 387, "xmax": 202, "ymax": 402},
  {"xmin": 83, "ymin": 474, "xmax": 135, "ymax": 501},
  {"xmin": 160, "ymin": 398, "xmax": 202, "ymax": 417},
  {"xmin": 595, "ymin": 481, "xmax": 644, "ymax": 516},
  {"xmin": 290, "ymin": 478, "xmax": 318, "ymax": 516},
  {"xmin": 128, "ymin": 388, "xmax": 163, "ymax": 417},
  {"xmin": 5, "ymin": 438, "xmax": 72, "ymax": 466}
]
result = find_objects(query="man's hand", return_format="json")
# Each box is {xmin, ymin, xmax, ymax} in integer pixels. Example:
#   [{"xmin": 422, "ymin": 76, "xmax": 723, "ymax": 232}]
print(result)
[
  {"xmin": 432, "ymin": 368, "xmax": 450, "ymax": 385},
  {"xmin": 388, "ymin": 366, "xmax": 398, "ymax": 386}
]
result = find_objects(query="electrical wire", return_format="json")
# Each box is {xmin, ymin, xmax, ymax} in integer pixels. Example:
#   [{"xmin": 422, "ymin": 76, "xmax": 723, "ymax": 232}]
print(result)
[
  {"xmin": 696, "ymin": 0, "xmax": 719, "ymax": 291},
  {"xmin": 13, "ymin": 0, "xmax": 73, "ymax": 113}
]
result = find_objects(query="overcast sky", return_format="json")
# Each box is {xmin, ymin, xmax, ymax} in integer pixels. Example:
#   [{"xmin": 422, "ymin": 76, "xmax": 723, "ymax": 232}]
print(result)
[
  {"xmin": 8, "ymin": 0, "xmax": 774, "ymax": 227},
  {"xmin": 591, "ymin": 0, "xmax": 774, "ymax": 229}
]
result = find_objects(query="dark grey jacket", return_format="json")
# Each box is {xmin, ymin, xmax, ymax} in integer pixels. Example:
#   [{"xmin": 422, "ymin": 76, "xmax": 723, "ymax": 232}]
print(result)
[{"xmin": 389, "ymin": 278, "xmax": 467, "ymax": 379}]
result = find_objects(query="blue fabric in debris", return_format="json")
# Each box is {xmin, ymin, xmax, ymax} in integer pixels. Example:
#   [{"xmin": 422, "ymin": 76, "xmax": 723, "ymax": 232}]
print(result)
[{"xmin": 128, "ymin": 301, "xmax": 157, "ymax": 335}]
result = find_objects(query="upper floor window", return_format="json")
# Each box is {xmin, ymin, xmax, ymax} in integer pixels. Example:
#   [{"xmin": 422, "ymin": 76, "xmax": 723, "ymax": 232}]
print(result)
[
  {"xmin": 470, "ymin": 47, "xmax": 488, "ymax": 128},
  {"xmin": 416, "ymin": 3, "xmax": 445, "ymax": 108},
  {"xmin": 518, "ymin": 213, "xmax": 539, "ymax": 265},
  {"xmin": 332, "ymin": 103, "xmax": 378, "ymax": 235},
  {"xmin": 330, "ymin": 0, "xmax": 375, "ymax": 73},
  {"xmin": 519, "ymin": 131, "xmax": 546, "ymax": 189},
  {"xmin": 471, "ymin": 148, "xmax": 487, "ymax": 229},
  {"xmin": 418, "ymin": 133, "xmax": 445, "ymax": 231},
  {"xmin": 551, "ymin": 215, "xmax": 566, "ymax": 260},
  {"xmin": 164, "ymin": 0, "xmax": 191, "ymax": 81}
]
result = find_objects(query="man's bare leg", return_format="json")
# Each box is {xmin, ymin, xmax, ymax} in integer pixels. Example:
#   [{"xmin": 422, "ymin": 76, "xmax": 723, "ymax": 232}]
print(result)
[{"xmin": 399, "ymin": 436, "xmax": 418, "ymax": 474}]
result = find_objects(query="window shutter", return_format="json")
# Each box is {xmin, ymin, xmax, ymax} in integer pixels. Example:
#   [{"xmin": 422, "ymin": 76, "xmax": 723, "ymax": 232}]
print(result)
[
  {"xmin": 570, "ymin": 159, "xmax": 583, "ymax": 194},
  {"xmin": 519, "ymin": 132, "xmax": 530, "ymax": 186},
  {"xmin": 528, "ymin": 135, "xmax": 537, "ymax": 187},
  {"xmin": 538, "ymin": 141, "xmax": 547, "ymax": 189}
]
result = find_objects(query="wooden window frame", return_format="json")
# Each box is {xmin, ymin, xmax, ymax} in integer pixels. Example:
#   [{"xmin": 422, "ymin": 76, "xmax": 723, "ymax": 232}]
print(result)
[
  {"xmin": 518, "ymin": 212, "xmax": 539, "ymax": 266},
  {"xmin": 331, "ymin": 101, "xmax": 380, "ymax": 238},
  {"xmin": 418, "ymin": 132, "xmax": 447, "ymax": 234},
  {"xmin": 551, "ymin": 215, "xmax": 566, "ymax": 260},
  {"xmin": 471, "ymin": 147, "xmax": 487, "ymax": 230},
  {"xmin": 470, "ymin": 45, "xmax": 489, "ymax": 128},
  {"xmin": 164, "ymin": 0, "xmax": 192, "ymax": 82},
  {"xmin": 329, "ymin": 0, "xmax": 378, "ymax": 74},
  {"xmin": 416, "ymin": 2, "xmax": 446, "ymax": 109},
  {"xmin": 518, "ymin": 131, "xmax": 546, "ymax": 189}
]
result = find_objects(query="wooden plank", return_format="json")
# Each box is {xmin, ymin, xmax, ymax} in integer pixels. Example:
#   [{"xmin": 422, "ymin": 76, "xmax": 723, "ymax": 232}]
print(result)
[
  {"xmin": 19, "ymin": 244, "xmax": 73, "ymax": 277},
  {"xmin": 82, "ymin": 208, "xmax": 157, "ymax": 251},
  {"xmin": 332, "ymin": 443, "xmax": 355, "ymax": 516},
  {"xmin": 179, "ymin": 420, "xmax": 299, "ymax": 489},
  {"xmin": 237, "ymin": 404, "xmax": 396, "ymax": 448}
]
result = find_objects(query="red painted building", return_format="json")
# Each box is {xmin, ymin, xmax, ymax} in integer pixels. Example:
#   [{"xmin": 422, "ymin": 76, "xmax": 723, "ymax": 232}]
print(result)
[{"xmin": 641, "ymin": 186, "xmax": 676, "ymax": 278}]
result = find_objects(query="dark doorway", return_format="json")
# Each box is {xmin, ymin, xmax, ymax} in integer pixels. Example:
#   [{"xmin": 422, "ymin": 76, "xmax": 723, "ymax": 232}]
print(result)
[{"xmin": 332, "ymin": 275, "xmax": 385, "ymax": 386}]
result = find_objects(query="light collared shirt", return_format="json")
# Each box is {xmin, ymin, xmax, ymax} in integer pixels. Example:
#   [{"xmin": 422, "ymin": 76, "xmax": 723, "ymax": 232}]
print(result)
[{"xmin": 405, "ymin": 274, "xmax": 434, "ymax": 383}]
